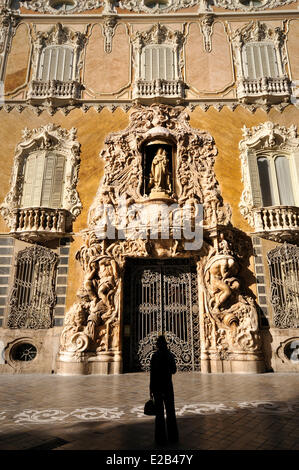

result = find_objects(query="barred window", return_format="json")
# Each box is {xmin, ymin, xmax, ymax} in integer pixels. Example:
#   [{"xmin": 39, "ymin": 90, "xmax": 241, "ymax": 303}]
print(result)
[
  {"xmin": 38, "ymin": 45, "xmax": 74, "ymax": 82},
  {"xmin": 7, "ymin": 245, "xmax": 58, "ymax": 329},
  {"xmin": 21, "ymin": 151, "xmax": 66, "ymax": 209},
  {"xmin": 267, "ymin": 244, "xmax": 299, "ymax": 329}
]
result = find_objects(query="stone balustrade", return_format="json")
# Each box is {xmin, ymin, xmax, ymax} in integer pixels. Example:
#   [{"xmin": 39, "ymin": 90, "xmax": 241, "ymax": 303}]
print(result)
[
  {"xmin": 237, "ymin": 77, "xmax": 292, "ymax": 104},
  {"xmin": 253, "ymin": 206, "xmax": 299, "ymax": 239},
  {"xmin": 133, "ymin": 79, "xmax": 185, "ymax": 102},
  {"xmin": 27, "ymin": 80, "xmax": 81, "ymax": 103},
  {"xmin": 11, "ymin": 207, "xmax": 68, "ymax": 240}
]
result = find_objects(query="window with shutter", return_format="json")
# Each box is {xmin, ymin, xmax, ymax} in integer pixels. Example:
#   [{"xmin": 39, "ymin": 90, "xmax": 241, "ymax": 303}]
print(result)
[
  {"xmin": 274, "ymin": 156, "xmax": 295, "ymax": 206},
  {"xmin": 39, "ymin": 46, "xmax": 74, "ymax": 81},
  {"xmin": 243, "ymin": 42, "xmax": 279, "ymax": 79},
  {"xmin": 21, "ymin": 151, "xmax": 65, "ymax": 209},
  {"xmin": 141, "ymin": 45, "xmax": 176, "ymax": 81}
]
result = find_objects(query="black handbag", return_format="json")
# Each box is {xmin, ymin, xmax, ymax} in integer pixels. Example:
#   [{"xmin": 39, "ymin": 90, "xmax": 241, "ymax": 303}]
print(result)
[{"xmin": 144, "ymin": 398, "xmax": 156, "ymax": 416}]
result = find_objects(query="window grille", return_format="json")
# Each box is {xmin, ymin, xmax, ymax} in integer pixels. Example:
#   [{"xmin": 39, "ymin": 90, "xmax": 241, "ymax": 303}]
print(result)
[
  {"xmin": 267, "ymin": 244, "xmax": 299, "ymax": 328},
  {"xmin": 7, "ymin": 245, "xmax": 58, "ymax": 329}
]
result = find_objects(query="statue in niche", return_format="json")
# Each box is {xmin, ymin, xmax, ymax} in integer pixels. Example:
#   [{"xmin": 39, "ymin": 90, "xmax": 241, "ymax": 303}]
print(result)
[{"xmin": 148, "ymin": 147, "xmax": 172, "ymax": 197}]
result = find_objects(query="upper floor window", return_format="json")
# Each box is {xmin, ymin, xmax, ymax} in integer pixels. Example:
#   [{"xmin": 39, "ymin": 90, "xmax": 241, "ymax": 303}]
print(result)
[
  {"xmin": 232, "ymin": 21, "xmax": 291, "ymax": 105},
  {"xmin": 141, "ymin": 45, "xmax": 177, "ymax": 82},
  {"xmin": 37, "ymin": 45, "xmax": 75, "ymax": 82},
  {"xmin": 242, "ymin": 42, "xmax": 279, "ymax": 80},
  {"xmin": 51, "ymin": 0, "xmax": 76, "ymax": 11},
  {"xmin": 132, "ymin": 24, "xmax": 185, "ymax": 102}
]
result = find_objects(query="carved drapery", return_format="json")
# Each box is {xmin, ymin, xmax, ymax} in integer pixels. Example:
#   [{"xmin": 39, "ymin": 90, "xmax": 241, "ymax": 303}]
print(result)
[
  {"xmin": 58, "ymin": 104, "xmax": 263, "ymax": 372},
  {"xmin": 239, "ymin": 121, "xmax": 299, "ymax": 231},
  {"xmin": 0, "ymin": 124, "xmax": 82, "ymax": 240},
  {"xmin": 102, "ymin": 15, "xmax": 117, "ymax": 54}
]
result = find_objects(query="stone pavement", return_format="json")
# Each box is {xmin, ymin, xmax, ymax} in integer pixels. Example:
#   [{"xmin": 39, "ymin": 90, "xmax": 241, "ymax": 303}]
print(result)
[{"xmin": 0, "ymin": 372, "xmax": 298, "ymax": 451}]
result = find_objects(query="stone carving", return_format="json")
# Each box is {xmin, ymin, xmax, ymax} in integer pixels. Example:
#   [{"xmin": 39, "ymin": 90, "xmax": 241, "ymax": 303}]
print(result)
[
  {"xmin": 0, "ymin": 124, "xmax": 82, "ymax": 239},
  {"xmin": 239, "ymin": 122, "xmax": 299, "ymax": 227},
  {"xmin": 149, "ymin": 148, "xmax": 172, "ymax": 197},
  {"xmin": 200, "ymin": 14, "xmax": 214, "ymax": 53},
  {"xmin": 22, "ymin": 0, "xmax": 104, "ymax": 14},
  {"xmin": 0, "ymin": 7, "xmax": 19, "ymax": 80},
  {"xmin": 119, "ymin": 0, "xmax": 200, "ymax": 13},
  {"xmin": 216, "ymin": 0, "xmax": 295, "ymax": 11},
  {"xmin": 202, "ymin": 248, "xmax": 261, "ymax": 356},
  {"xmin": 102, "ymin": 15, "xmax": 117, "ymax": 54},
  {"xmin": 58, "ymin": 104, "xmax": 263, "ymax": 373}
]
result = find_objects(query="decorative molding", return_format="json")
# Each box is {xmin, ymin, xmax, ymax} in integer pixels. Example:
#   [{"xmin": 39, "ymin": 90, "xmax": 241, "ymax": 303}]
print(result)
[
  {"xmin": 22, "ymin": 0, "xmax": 104, "ymax": 14},
  {"xmin": 119, "ymin": 0, "xmax": 200, "ymax": 14},
  {"xmin": 102, "ymin": 15, "xmax": 117, "ymax": 54},
  {"xmin": 0, "ymin": 124, "xmax": 82, "ymax": 239},
  {"xmin": 239, "ymin": 121, "xmax": 299, "ymax": 228},
  {"xmin": 200, "ymin": 14, "xmax": 214, "ymax": 53},
  {"xmin": 0, "ymin": 7, "xmax": 19, "ymax": 80},
  {"xmin": 216, "ymin": 0, "xmax": 296, "ymax": 11}
]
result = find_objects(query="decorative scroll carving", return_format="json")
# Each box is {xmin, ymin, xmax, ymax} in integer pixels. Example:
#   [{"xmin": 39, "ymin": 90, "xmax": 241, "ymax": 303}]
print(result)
[
  {"xmin": 239, "ymin": 122, "xmax": 299, "ymax": 227},
  {"xmin": 267, "ymin": 243, "xmax": 299, "ymax": 329},
  {"xmin": 200, "ymin": 14, "xmax": 214, "ymax": 53},
  {"xmin": 22, "ymin": 0, "xmax": 104, "ymax": 14},
  {"xmin": 0, "ymin": 124, "xmax": 82, "ymax": 239},
  {"xmin": 102, "ymin": 15, "xmax": 117, "ymax": 54},
  {"xmin": 119, "ymin": 0, "xmax": 200, "ymax": 13},
  {"xmin": 0, "ymin": 6, "xmax": 19, "ymax": 80},
  {"xmin": 216, "ymin": 0, "xmax": 295, "ymax": 11},
  {"xmin": 8, "ymin": 245, "xmax": 58, "ymax": 329}
]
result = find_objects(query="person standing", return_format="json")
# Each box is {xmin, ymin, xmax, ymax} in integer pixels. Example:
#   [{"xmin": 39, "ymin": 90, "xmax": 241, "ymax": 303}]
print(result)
[{"xmin": 150, "ymin": 335, "xmax": 179, "ymax": 445}]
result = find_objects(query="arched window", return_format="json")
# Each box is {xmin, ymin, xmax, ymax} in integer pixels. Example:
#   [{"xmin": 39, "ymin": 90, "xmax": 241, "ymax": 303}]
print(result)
[
  {"xmin": 242, "ymin": 42, "xmax": 279, "ymax": 80},
  {"xmin": 38, "ymin": 45, "xmax": 74, "ymax": 82},
  {"xmin": 21, "ymin": 151, "xmax": 66, "ymax": 209}
]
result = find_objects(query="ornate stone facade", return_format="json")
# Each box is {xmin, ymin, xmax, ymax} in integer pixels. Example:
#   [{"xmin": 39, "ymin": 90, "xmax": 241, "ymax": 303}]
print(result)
[{"xmin": 57, "ymin": 104, "xmax": 264, "ymax": 374}]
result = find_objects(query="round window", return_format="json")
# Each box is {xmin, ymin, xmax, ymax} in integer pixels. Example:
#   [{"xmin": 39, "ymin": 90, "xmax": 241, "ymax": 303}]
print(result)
[
  {"xmin": 239, "ymin": 0, "xmax": 263, "ymax": 6},
  {"xmin": 144, "ymin": 0, "xmax": 169, "ymax": 9},
  {"xmin": 11, "ymin": 343, "xmax": 37, "ymax": 362},
  {"xmin": 50, "ymin": 1, "xmax": 76, "ymax": 11},
  {"xmin": 284, "ymin": 340, "xmax": 299, "ymax": 363}
]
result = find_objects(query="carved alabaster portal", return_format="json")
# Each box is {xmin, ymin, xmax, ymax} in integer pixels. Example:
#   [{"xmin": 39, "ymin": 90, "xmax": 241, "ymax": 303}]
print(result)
[{"xmin": 57, "ymin": 104, "xmax": 264, "ymax": 375}]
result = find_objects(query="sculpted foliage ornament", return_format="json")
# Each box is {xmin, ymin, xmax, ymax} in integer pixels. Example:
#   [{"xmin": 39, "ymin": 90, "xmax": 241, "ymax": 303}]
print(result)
[
  {"xmin": 216, "ymin": 0, "xmax": 295, "ymax": 10},
  {"xmin": 22, "ymin": 0, "xmax": 104, "ymax": 14}
]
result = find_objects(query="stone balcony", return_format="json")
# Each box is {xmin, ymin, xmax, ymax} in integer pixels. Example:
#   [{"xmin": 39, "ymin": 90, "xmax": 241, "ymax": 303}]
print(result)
[
  {"xmin": 253, "ymin": 206, "xmax": 299, "ymax": 242},
  {"xmin": 133, "ymin": 79, "xmax": 185, "ymax": 103},
  {"xmin": 237, "ymin": 77, "xmax": 292, "ymax": 104},
  {"xmin": 10, "ymin": 207, "xmax": 71, "ymax": 242},
  {"xmin": 27, "ymin": 80, "xmax": 82, "ymax": 106}
]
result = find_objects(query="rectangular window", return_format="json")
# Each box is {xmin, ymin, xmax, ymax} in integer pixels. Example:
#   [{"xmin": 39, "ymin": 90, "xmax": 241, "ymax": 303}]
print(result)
[
  {"xmin": 142, "ymin": 46, "xmax": 175, "ymax": 81},
  {"xmin": 244, "ymin": 43, "xmax": 279, "ymax": 80},
  {"xmin": 39, "ymin": 46, "xmax": 74, "ymax": 82}
]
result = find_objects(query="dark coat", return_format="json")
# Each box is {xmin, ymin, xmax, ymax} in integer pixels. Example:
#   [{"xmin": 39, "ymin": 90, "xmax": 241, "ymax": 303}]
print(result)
[{"xmin": 150, "ymin": 348, "xmax": 177, "ymax": 393}]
